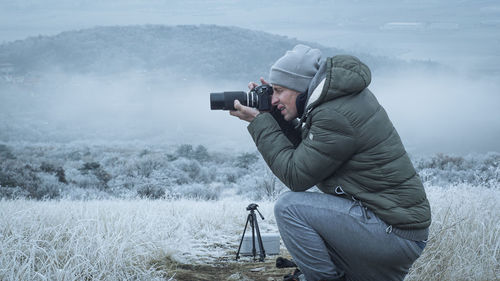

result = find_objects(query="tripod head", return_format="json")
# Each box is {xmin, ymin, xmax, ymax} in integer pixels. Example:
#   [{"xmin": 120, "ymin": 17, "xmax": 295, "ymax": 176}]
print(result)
[
  {"xmin": 246, "ymin": 203, "xmax": 264, "ymax": 220},
  {"xmin": 246, "ymin": 203, "xmax": 259, "ymax": 211}
]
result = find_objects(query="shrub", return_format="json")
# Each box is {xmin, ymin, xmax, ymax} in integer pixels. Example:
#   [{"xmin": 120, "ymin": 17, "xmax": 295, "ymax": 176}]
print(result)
[
  {"xmin": 0, "ymin": 185, "xmax": 29, "ymax": 199},
  {"xmin": 414, "ymin": 152, "xmax": 500, "ymax": 188},
  {"xmin": 225, "ymin": 170, "xmax": 238, "ymax": 183},
  {"xmin": 78, "ymin": 162, "xmax": 111, "ymax": 189},
  {"xmin": 36, "ymin": 173, "xmax": 63, "ymax": 199},
  {"xmin": 134, "ymin": 158, "xmax": 163, "ymax": 178},
  {"xmin": 55, "ymin": 167, "xmax": 68, "ymax": 184},
  {"xmin": 0, "ymin": 144, "xmax": 16, "ymax": 160},
  {"xmin": 67, "ymin": 151, "xmax": 82, "ymax": 161},
  {"xmin": 172, "ymin": 158, "xmax": 201, "ymax": 180},
  {"xmin": 166, "ymin": 153, "xmax": 178, "ymax": 161},
  {"xmin": 430, "ymin": 153, "xmax": 465, "ymax": 170},
  {"xmin": 137, "ymin": 184, "xmax": 165, "ymax": 199},
  {"xmin": 235, "ymin": 152, "xmax": 259, "ymax": 169},
  {"xmin": 237, "ymin": 169, "xmax": 286, "ymax": 200},
  {"xmin": 255, "ymin": 171, "xmax": 285, "ymax": 200},
  {"xmin": 40, "ymin": 162, "xmax": 67, "ymax": 184},
  {"xmin": 40, "ymin": 162, "xmax": 57, "ymax": 173},
  {"xmin": 193, "ymin": 145, "xmax": 210, "ymax": 162},
  {"xmin": 176, "ymin": 144, "xmax": 194, "ymax": 158},
  {"xmin": 0, "ymin": 161, "xmax": 50, "ymax": 199}
]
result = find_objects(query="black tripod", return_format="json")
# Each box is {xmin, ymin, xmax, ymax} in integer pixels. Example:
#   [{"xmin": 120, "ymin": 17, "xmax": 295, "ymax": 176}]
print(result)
[{"xmin": 235, "ymin": 203, "xmax": 266, "ymax": 261}]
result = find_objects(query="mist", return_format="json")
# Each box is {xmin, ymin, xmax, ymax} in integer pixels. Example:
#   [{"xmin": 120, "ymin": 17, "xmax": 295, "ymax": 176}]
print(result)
[
  {"xmin": 372, "ymin": 71, "xmax": 500, "ymax": 154},
  {"xmin": 1, "ymin": 66, "xmax": 498, "ymax": 154},
  {"xmin": 1, "ymin": 0, "xmax": 499, "ymax": 154},
  {"xmin": 0, "ymin": 71, "xmax": 253, "ymax": 150}
]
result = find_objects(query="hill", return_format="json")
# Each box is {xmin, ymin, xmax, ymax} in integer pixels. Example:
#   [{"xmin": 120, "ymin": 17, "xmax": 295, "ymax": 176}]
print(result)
[{"xmin": 0, "ymin": 24, "xmax": 438, "ymax": 81}]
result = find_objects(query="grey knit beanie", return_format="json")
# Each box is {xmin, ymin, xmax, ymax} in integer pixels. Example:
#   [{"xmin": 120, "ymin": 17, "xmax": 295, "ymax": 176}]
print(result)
[{"xmin": 269, "ymin": 44, "xmax": 322, "ymax": 93}]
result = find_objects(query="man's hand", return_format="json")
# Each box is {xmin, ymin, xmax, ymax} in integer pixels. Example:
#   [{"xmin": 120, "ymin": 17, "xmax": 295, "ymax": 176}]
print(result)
[
  {"xmin": 229, "ymin": 100, "xmax": 260, "ymax": 122},
  {"xmin": 229, "ymin": 77, "xmax": 270, "ymax": 123},
  {"xmin": 248, "ymin": 77, "xmax": 269, "ymax": 91}
]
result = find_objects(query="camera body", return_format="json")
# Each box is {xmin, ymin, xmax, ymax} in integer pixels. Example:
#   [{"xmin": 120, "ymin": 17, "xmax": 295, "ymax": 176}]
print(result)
[{"xmin": 210, "ymin": 84, "xmax": 273, "ymax": 111}]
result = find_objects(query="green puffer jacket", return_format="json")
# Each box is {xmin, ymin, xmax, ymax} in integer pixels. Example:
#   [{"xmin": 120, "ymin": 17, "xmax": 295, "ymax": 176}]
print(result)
[{"xmin": 248, "ymin": 55, "xmax": 431, "ymax": 231}]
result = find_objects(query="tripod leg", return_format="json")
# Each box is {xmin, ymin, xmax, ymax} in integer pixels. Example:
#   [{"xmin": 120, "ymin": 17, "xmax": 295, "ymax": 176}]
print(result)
[
  {"xmin": 235, "ymin": 214, "xmax": 252, "ymax": 260},
  {"xmin": 253, "ymin": 212, "xmax": 266, "ymax": 261},
  {"xmin": 251, "ymin": 213, "xmax": 257, "ymax": 260}
]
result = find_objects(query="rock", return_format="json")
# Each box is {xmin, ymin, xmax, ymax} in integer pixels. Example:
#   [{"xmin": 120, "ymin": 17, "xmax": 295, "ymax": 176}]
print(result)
[
  {"xmin": 227, "ymin": 273, "xmax": 241, "ymax": 280},
  {"xmin": 226, "ymin": 272, "xmax": 253, "ymax": 281},
  {"xmin": 250, "ymin": 266, "xmax": 266, "ymax": 272}
]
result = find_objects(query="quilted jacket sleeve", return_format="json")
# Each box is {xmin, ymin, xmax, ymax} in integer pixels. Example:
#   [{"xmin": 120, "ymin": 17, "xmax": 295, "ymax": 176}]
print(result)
[{"xmin": 247, "ymin": 107, "xmax": 356, "ymax": 191}]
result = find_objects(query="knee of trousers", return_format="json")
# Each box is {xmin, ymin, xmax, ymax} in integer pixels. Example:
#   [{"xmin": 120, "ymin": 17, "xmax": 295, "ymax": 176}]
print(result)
[{"xmin": 274, "ymin": 191, "xmax": 302, "ymax": 221}]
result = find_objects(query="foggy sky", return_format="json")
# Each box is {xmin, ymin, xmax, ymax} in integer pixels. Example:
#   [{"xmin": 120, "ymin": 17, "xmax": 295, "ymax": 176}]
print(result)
[{"xmin": 0, "ymin": 0, "xmax": 499, "ymax": 154}]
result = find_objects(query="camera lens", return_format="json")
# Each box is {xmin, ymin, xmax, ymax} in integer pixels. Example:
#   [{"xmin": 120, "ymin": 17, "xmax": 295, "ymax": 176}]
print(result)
[
  {"xmin": 210, "ymin": 93, "xmax": 227, "ymax": 110},
  {"xmin": 210, "ymin": 91, "xmax": 248, "ymax": 110}
]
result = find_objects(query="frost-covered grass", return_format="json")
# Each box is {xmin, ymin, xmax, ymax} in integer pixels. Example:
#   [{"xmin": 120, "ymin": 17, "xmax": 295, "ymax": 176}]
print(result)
[
  {"xmin": 0, "ymin": 198, "xmax": 277, "ymax": 280},
  {"xmin": 0, "ymin": 186, "xmax": 498, "ymax": 281},
  {"xmin": 406, "ymin": 185, "xmax": 499, "ymax": 281}
]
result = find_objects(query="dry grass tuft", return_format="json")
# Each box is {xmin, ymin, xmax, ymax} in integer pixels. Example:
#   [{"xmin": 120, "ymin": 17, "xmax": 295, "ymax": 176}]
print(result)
[{"xmin": 406, "ymin": 185, "xmax": 499, "ymax": 281}]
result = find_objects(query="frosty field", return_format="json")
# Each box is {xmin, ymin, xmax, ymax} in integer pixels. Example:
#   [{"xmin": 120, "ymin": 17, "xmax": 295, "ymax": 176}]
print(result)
[
  {"xmin": 0, "ymin": 185, "xmax": 498, "ymax": 281},
  {"xmin": 1, "ymin": 1, "xmax": 499, "ymax": 280}
]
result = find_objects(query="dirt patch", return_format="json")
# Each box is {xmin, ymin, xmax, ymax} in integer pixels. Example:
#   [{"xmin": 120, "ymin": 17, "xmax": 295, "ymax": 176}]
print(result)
[{"xmin": 155, "ymin": 254, "xmax": 296, "ymax": 281}]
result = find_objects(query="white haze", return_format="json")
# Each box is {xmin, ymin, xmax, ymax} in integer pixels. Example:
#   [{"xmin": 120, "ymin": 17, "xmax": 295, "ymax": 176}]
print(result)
[
  {"xmin": 0, "ymin": 0, "xmax": 499, "ymax": 154},
  {"xmin": 372, "ymin": 71, "xmax": 500, "ymax": 154},
  {"xmin": 0, "ymin": 72, "xmax": 254, "ymax": 151},
  {"xmin": 1, "ymin": 69, "xmax": 499, "ymax": 154}
]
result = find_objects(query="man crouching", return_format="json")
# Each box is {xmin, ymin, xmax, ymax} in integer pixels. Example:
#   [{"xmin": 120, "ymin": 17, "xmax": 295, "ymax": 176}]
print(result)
[{"xmin": 230, "ymin": 44, "xmax": 431, "ymax": 281}]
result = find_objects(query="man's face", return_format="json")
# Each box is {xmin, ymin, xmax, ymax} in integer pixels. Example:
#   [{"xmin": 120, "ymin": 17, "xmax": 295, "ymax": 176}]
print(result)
[{"xmin": 271, "ymin": 85, "xmax": 301, "ymax": 121}]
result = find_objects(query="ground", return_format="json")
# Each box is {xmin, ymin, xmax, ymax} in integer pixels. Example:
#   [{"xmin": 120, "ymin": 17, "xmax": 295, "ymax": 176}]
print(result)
[{"xmin": 156, "ymin": 253, "xmax": 295, "ymax": 281}]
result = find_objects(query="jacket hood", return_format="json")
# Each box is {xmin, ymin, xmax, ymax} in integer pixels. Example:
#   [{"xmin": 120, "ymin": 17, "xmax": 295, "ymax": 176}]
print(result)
[{"xmin": 306, "ymin": 55, "xmax": 371, "ymax": 108}]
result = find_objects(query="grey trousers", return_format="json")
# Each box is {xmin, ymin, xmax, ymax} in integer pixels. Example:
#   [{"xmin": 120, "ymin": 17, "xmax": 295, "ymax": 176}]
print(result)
[{"xmin": 274, "ymin": 191, "xmax": 425, "ymax": 281}]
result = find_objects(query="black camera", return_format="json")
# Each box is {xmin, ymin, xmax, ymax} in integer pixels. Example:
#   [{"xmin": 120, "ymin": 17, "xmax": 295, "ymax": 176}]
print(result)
[{"xmin": 210, "ymin": 84, "xmax": 273, "ymax": 111}]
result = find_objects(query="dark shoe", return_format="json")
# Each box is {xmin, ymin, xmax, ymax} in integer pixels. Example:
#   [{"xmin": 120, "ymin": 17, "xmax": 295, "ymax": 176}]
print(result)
[
  {"xmin": 283, "ymin": 268, "xmax": 303, "ymax": 281},
  {"xmin": 276, "ymin": 257, "xmax": 297, "ymax": 268}
]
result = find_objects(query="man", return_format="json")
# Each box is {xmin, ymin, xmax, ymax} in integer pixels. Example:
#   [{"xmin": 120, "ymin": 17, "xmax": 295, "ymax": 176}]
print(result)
[{"xmin": 230, "ymin": 44, "xmax": 431, "ymax": 281}]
